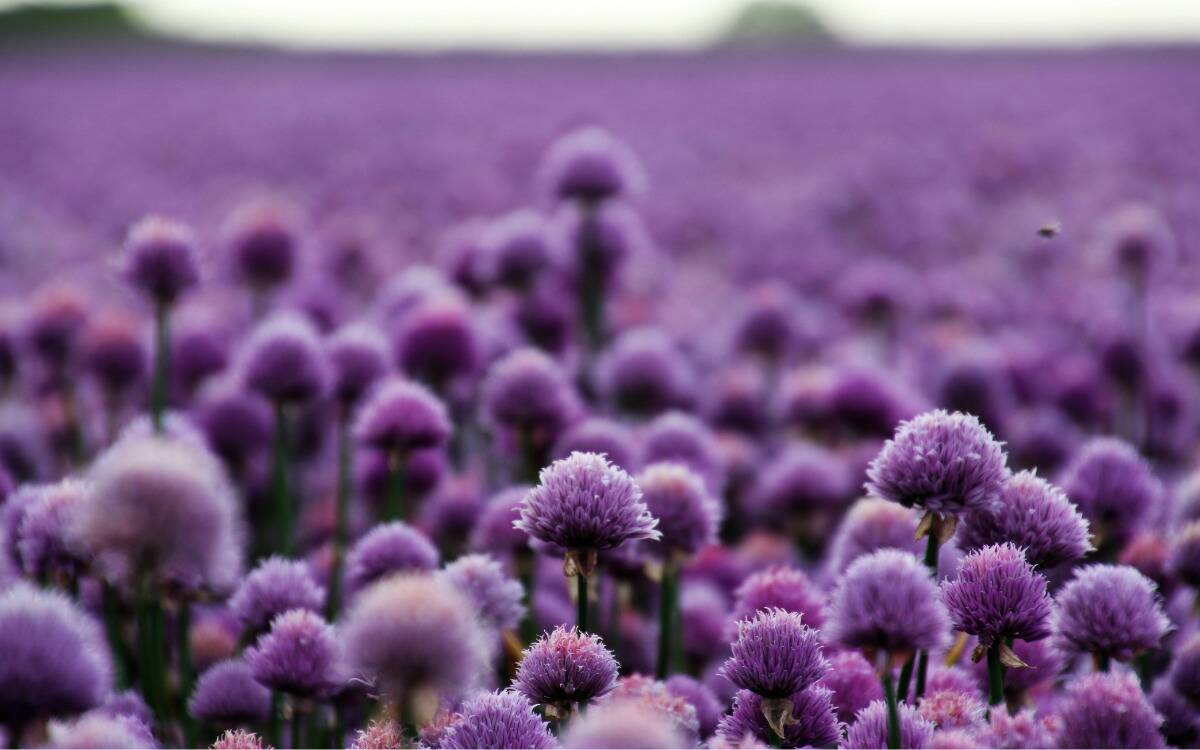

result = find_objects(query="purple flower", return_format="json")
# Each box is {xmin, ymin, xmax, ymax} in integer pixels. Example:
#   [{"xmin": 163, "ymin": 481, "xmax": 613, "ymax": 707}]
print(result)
[
  {"xmin": 1151, "ymin": 677, "xmax": 1200, "ymax": 747},
  {"xmin": 734, "ymin": 282, "xmax": 798, "ymax": 362},
  {"xmin": 958, "ymin": 470, "xmax": 1091, "ymax": 568},
  {"xmin": 716, "ymin": 687, "xmax": 841, "ymax": 749},
  {"xmin": 828, "ymin": 366, "xmax": 924, "ymax": 441},
  {"xmin": 187, "ymin": 659, "xmax": 271, "ymax": 725},
  {"xmin": 1102, "ymin": 203, "xmax": 1175, "ymax": 280},
  {"xmin": 83, "ymin": 311, "xmax": 147, "ymax": 393},
  {"xmin": 553, "ymin": 418, "xmax": 639, "ymax": 472},
  {"xmin": 679, "ymin": 581, "xmax": 731, "ymax": 662},
  {"xmin": 599, "ymin": 674, "xmax": 700, "ymax": 742},
  {"xmin": 640, "ymin": 411, "xmax": 723, "ymax": 489},
  {"xmin": 349, "ymin": 721, "xmax": 401, "ymax": 750},
  {"xmin": 481, "ymin": 209, "xmax": 556, "ymax": 290},
  {"xmin": 342, "ymin": 573, "xmax": 488, "ymax": 701},
  {"xmin": 925, "ymin": 666, "xmax": 983, "ymax": 700},
  {"xmin": 441, "ymin": 553, "xmax": 526, "ymax": 631},
  {"xmin": 1052, "ymin": 564, "xmax": 1171, "ymax": 663},
  {"xmin": 441, "ymin": 690, "xmax": 555, "ymax": 750},
  {"xmin": 978, "ymin": 708, "xmax": 1058, "ymax": 750},
  {"xmin": 46, "ymin": 711, "xmax": 156, "ymax": 749},
  {"xmin": 817, "ymin": 650, "xmax": 882, "ymax": 724},
  {"xmin": 665, "ymin": 675, "xmax": 723, "ymax": 739},
  {"xmin": 721, "ymin": 608, "xmax": 827, "ymax": 699},
  {"xmin": 1057, "ymin": 671, "xmax": 1165, "ymax": 749},
  {"xmin": 17, "ymin": 478, "xmax": 88, "ymax": 580},
  {"xmin": 224, "ymin": 199, "xmax": 298, "ymax": 290},
  {"xmin": 554, "ymin": 200, "xmax": 647, "ymax": 289},
  {"xmin": 750, "ymin": 445, "xmax": 851, "ymax": 519},
  {"xmin": 825, "ymin": 498, "xmax": 920, "ymax": 576},
  {"xmin": 470, "ymin": 486, "xmax": 533, "ymax": 560},
  {"xmin": 538, "ymin": 126, "xmax": 646, "ymax": 204},
  {"xmin": 842, "ymin": 700, "xmax": 935, "ymax": 749},
  {"xmin": 827, "ymin": 548, "xmax": 951, "ymax": 655},
  {"xmin": 353, "ymin": 378, "xmax": 451, "ymax": 456},
  {"xmin": 326, "ymin": 323, "xmax": 389, "ymax": 407},
  {"xmin": 637, "ymin": 462, "xmax": 721, "ymax": 556},
  {"xmin": 1169, "ymin": 521, "xmax": 1200, "ymax": 589},
  {"xmin": 240, "ymin": 312, "xmax": 327, "ymax": 404},
  {"xmin": 941, "ymin": 543, "xmax": 1052, "ymax": 649},
  {"xmin": 25, "ymin": 283, "xmax": 88, "ymax": 365},
  {"xmin": 194, "ymin": 381, "xmax": 273, "ymax": 469},
  {"xmin": 513, "ymin": 626, "xmax": 618, "ymax": 710},
  {"xmin": 72, "ymin": 435, "xmax": 243, "ymax": 591},
  {"xmin": 210, "ymin": 729, "xmax": 266, "ymax": 750},
  {"xmin": 866, "ymin": 409, "xmax": 1008, "ymax": 517},
  {"xmin": 600, "ymin": 328, "xmax": 694, "ymax": 417},
  {"xmin": 1169, "ymin": 635, "xmax": 1200, "ymax": 705},
  {"xmin": 171, "ymin": 313, "xmax": 230, "ymax": 396},
  {"xmin": 731, "ymin": 566, "xmax": 827, "ymax": 632},
  {"xmin": 1060, "ymin": 437, "xmax": 1162, "ymax": 545},
  {"xmin": 0, "ymin": 585, "xmax": 111, "ymax": 724},
  {"xmin": 483, "ymin": 348, "xmax": 579, "ymax": 441},
  {"xmin": 918, "ymin": 689, "xmax": 986, "ymax": 731},
  {"xmin": 229, "ymin": 556, "xmax": 325, "ymax": 635},
  {"xmin": 393, "ymin": 296, "xmax": 478, "ymax": 388},
  {"xmin": 344, "ymin": 521, "xmax": 439, "ymax": 595},
  {"xmin": 517, "ymin": 452, "xmax": 659, "ymax": 556},
  {"xmin": 245, "ymin": 609, "xmax": 341, "ymax": 698},
  {"xmin": 560, "ymin": 699, "xmax": 686, "ymax": 749},
  {"xmin": 119, "ymin": 215, "xmax": 201, "ymax": 305}
]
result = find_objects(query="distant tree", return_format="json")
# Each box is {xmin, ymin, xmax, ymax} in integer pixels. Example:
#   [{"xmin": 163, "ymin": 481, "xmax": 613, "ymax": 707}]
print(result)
[
  {"xmin": 0, "ymin": 2, "xmax": 145, "ymax": 41},
  {"xmin": 719, "ymin": 1, "xmax": 837, "ymax": 47}
]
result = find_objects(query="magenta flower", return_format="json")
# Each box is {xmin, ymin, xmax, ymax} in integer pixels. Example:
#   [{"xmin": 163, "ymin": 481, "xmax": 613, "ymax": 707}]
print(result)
[{"xmin": 941, "ymin": 543, "xmax": 1052, "ymax": 652}]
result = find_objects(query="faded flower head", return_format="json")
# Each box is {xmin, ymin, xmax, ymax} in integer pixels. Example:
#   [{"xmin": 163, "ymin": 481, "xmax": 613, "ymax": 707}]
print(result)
[
  {"xmin": 560, "ymin": 698, "xmax": 686, "ymax": 749},
  {"xmin": 1052, "ymin": 563, "xmax": 1171, "ymax": 662},
  {"xmin": 1057, "ymin": 671, "xmax": 1165, "ymax": 749},
  {"xmin": 637, "ymin": 462, "xmax": 722, "ymax": 556},
  {"xmin": 326, "ymin": 322, "xmax": 389, "ymax": 406},
  {"xmin": 483, "ymin": 348, "xmax": 579, "ymax": 441},
  {"xmin": 730, "ymin": 565, "xmax": 827, "ymax": 632},
  {"xmin": 827, "ymin": 548, "xmax": 951, "ymax": 655},
  {"xmin": 866, "ymin": 409, "xmax": 1008, "ymax": 516},
  {"xmin": 210, "ymin": 729, "xmax": 268, "ymax": 750},
  {"xmin": 441, "ymin": 553, "xmax": 526, "ymax": 632},
  {"xmin": 17, "ymin": 478, "xmax": 89, "ymax": 580},
  {"xmin": 1168, "ymin": 520, "xmax": 1200, "ymax": 588},
  {"xmin": 240, "ymin": 312, "xmax": 327, "ymax": 404},
  {"xmin": 539, "ymin": 126, "xmax": 647, "ymax": 204},
  {"xmin": 817, "ymin": 650, "xmax": 882, "ymax": 724},
  {"xmin": 229, "ymin": 555, "xmax": 325, "ymax": 635},
  {"xmin": 187, "ymin": 659, "xmax": 271, "ymax": 726},
  {"xmin": 1060, "ymin": 437, "xmax": 1162, "ymax": 544},
  {"xmin": 344, "ymin": 521, "xmax": 439, "ymax": 595},
  {"xmin": 842, "ymin": 700, "xmax": 936, "ymax": 750},
  {"xmin": 918, "ymin": 689, "xmax": 987, "ymax": 732},
  {"xmin": 941, "ymin": 543, "xmax": 1052, "ymax": 648}
]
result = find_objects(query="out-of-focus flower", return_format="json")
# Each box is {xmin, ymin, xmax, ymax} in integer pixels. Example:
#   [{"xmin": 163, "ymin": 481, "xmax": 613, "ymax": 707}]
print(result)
[
  {"xmin": 344, "ymin": 521, "xmax": 439, "ymax": 595},
  {"xmin": 119, "ymin": 215, "xmax": 201, "ymax": 305},
  {"xmin": 229, "ymin": 556, "xmax": 324, "ymax": 635},
  {"xmin": 538, "ymin": 126, "xmax": 646, "ymax": 205},
  {"xmin": 958, "ymin": 470, "xmax": 1091, "ymax": 568},
  {"xmin": 817, "ymin": 650, "xmax": 883, "ymax": 724},
  {"xmin": 1056, "ymin": 671, "xmax": 1165, "ymax": 749},
  {"xmin": 188, "ymin": 659, "xmax": 271, "ymax": 726},
  {"xmin": 1052, "ymin": 564, "xmax": 1171, "ymax": 664},
  {"xmin": 441, "ymin": 553, "xmax": 525, "ymax": 632},
  {"xmin": 240, "ymin": 312, "xmax": 327, "ymax": 405},
  {"xmin": 559, "ymin": 698, "xmax": 686, "ymax": 749},
  {"xmin": 1060, "ymin": 437, "xmax": 1162, "ymax": 546},
  {"xmin": 729, "ymin": 565, "xmax": 826, "ymax": 631},
  {"xmin": 715, "ymin": 687, "xmax": 842, "ymax": 749},
  {"xmin": 326, "ymin": 323, "xmax": 389, "ymax": 408},
  {"xmin": 842, "ymin": 700, "xmax": 936, "ymax": 750},
  {"xmin": 637, "ymin": 462, "xmax": 721, "ymax": 557},
  {"xmin": 353, "ymin": 378, "xmax": 450, "ymax": 456},
  {"xmin": 245, "ymin": 609, "xmax": 341, "ymax": 698}
]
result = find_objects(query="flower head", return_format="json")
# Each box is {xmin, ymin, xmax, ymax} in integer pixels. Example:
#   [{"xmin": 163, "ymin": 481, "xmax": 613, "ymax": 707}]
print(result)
[
  {"xmin": 1057, "ymin": 671, "xmax": 1165, "ymax": 749},
  {"xmin": 716, "ymin": 687, "xmax": 841, "ymax": 749},
  {"xmin": 941, "ymin": 543, "xmax": 1052, "ymax": 649},
  {"xmin": 83, "ymin": 311, "xmax": 147, "ymax": 393},
  {"xmin": 210, "ymin": 729, "xmax": 267, "ymax": 750},
  {"xmin": 826, "ymin": 498, "xmax": 920, "ymax": 575},
  {"xmin": 665, "ymin": 675, "xmax": 723, "ymax": 739},
  {"xmin": 1169, "ymin": 635, "xmax": 1200, "ymax": 705},
  {"xmin": 0, "ymin": 585, "xmax": 111, "ymax": 724},
  {"xmin": 481, "ymin": 210, "xmax": 556, "ymax": 290},
  {"xmin": 326, "ymin": 323, "xmax": 389, "ymax": 406},
  {"xmin": 721, "ymin": 608, "xmax": 827, "ymax": 698},
  {"xmin": 441, "ymin": 689, "xmax": 555, "ymax": 749},
  {"xmin": 46, "ymin": 711, "xmax": 156, "ymax": 749},
  {"xmin": 827, "ymin": 548, "xmax": 951, "ymax": 655},
  {"xmin": 978, "ymin": 708, "xmax": 1058, "ymax": 750},
  {"xmin": 817, "ymin": 650, "xmax": 882, "ymax": 724},
  {"xmin": 119, "ymin": 215, "xmax": 201, "ymax": 304},
  {"xmin": 483, "ymin": 349, "xmax": 579, "ymax": 441},
  {"xmin": 1060, "ymin": 437, "xmax": 1162, "ymax": 544},
  {"xmin": 393, "ymin": 296, "xmax": 478, "ymax": 387},
  {"xmin": 342, "ymin": 573, "xmax": 488, "ymax": 701},
  {"xmin": 538, "ymin": 126, "xmax": 646, "ymax": 204},
  {"xmin": 225, "ymin": 199, "xmax": 298, "ymax": 290},
  {"xmin": 731, "ymin": 566, "xmax": 826, "ymax": 631},
  {"xmin": 517, "ymin": 452, "xmax": 659, "ymax": 556},
  {"xmin": 441, "ymin": 554, "xmax": 526, "ymax": 632},
  {"xmin": 353, "ymin": 378, "xmax": 451, "ymax": 456},
  {"xmin": 188, "ymin": 659, "xmax": 271, "ymax": 725},
  {"xmin": 17, "ymin": 478, "xmax": 88, "ymax": 580},
  {"xmin": 1169, "ymin": 521, "xmax": 1200, "ymax": 588},
  {"xmin": 958, "ymin": 470, "xmax": 1091, "ymax": 568},
  {"xmin": 344, "ymin": 521, "xmax": 439, "ymax": 595},
  {"xmin": 918, "ymin": 689, "xmax": 986, "ymax": 731},
  {"xmin": 600, "ymin": 328, "xmax": 693, "ymax": 417},
  {"xmin": 866, "ymin": 409, "xmax": 1008, "ymax": 516},
  {"xmin": 240, "ymin": 312, "xmax": 327, "ymax": 404},
  {"xmin": 245, "ymin": 609, "xmax": 341, "ymax": 698},
  {"xmin": 640, "ymin": 411, "xmax": 722, "ymax": 489},
  {"xmin": 842, "ymin": 700, "xmax": 936, "ymax": 750},
  {"xmin": 513, "ymin": 626, "xmax": 618, "ymax": 708},
  {"xmin": 750, "ymin": 445, "xmax": 851, "ymax": 519},
  {"xmin": 637, "ymin": 462, "xmax": 721, "ymax": 556},
  {"xmin": 470, "ymin": 486, "xmax": 533, "ymax": 559},
  {"xmin": 553, "ymin": 418, "xmax": 639, "ymax": 472},
  {"xmin": 229, "ymin": 556, "xmax": 325, "ymax": 635},
  {"xmin": 1052, "ymin": 564, "xmax": 1171, "ymax": 662},
  {"xmin": 560, "ymin": 698, "xmax": 686, "ymax": 749}
]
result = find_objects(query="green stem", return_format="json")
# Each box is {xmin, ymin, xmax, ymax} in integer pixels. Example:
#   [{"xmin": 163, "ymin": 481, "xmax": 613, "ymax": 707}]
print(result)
[
  {"xmin": 577, "ymin": 205, "xmax": 606, "ymax": 352},
  {"xmin": 656, "ymin": 557, "xmax": 679, "ymax": 679},
  {"xmin": 291, "ymin": 705, "xmax": 304, "ymax": 749},
  {"xmin": 882, "ymin": 665, "xmax": 901, "ymax": 750},
  {"xmin": 102, "ymin": 582, "xmax": 130, "ymax": 688},
  {"xmin": 1096, "ymin": 652, "xmax": 1111, "ymax": 672},
  {"xmin": 987, "ymin": 641, "xmax": 1005, "ymax": 707},
  {"xmin": 151, "ymin": 302, "xmax": 170, "ymax": 434},
  {"xmin": 267, "ymin": 691, "xmax": 282, "ymax": 749},
  {"xmin": 384, "ymin": 452, "xmax": 407, "ymax": 522},
  {"xmin": 326, "ymin": 412, "xmax": 352, "ymax": 619},
  {"xmin": 136, "ymin": 578, "xmax": 165, "ymax": 722},
  {"xmin": 896, "ymin": 654, "xmax": 914, "ymax": 703},
  {"xmin": 519, "ymin": 428, "xmax": 541, "ymax": 485},
  {"xmin": 177, "ymin": 600, "xmax": 196, "ymax": 746},
  {"xmin": 913, "ymin": 532, "xmax": 940, "ymax": 701},
  {"xmin": 517, "ymin": 550, "xmax": 537, "ymax": 646},
  {"xmin": 272, "ymin": 403, "xmax": 292, "ymax": 555},
  {"xmin": 576, "ymin": 573, "xmax": 588, "ymax": 634}
]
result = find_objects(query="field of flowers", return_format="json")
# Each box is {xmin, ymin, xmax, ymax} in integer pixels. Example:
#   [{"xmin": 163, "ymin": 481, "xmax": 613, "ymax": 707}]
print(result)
[{"xmin": 1, "ymin": 46, "xmax": 1199, "ymax": 749}]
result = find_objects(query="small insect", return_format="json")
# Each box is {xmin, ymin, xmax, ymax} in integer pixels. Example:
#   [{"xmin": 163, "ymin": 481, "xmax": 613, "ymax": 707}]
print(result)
[{"xmin": 1037, "ymin": 221, "xmax": 1062, "ymax": 239}]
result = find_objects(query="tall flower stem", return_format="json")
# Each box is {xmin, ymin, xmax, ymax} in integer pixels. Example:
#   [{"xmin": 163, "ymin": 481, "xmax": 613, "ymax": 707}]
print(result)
[
  {"xmin": 267, "ymin": 691, "xmax": 282, "ymax": 749},
  {"xmin": 656, "ymin": 556, "xmax": 680, "ymax": 679},
  {"xmin": 896, "ymin": 655, "xmax": 914, "ymax": 703},
  {"xmin": 136, "ymin": 577, "xmax": 165, "ymax": 722},
  {"xmin": 986, "ymin": 641, "xmax": 1005, "ymax": 707},
  {"xmin": 384, "ymin": 451, "xmax": 407, "ymax": 522},
  {"xmin": 914, "ymin": 532, "xmax": 940, "ymax": 700},
  {"xmin": 517, "ymin": 549, "xmax": 537, "ymax": 646},
  {"xmin": 519, "ymin": 428, "xmax": 541, "ymax": 485},
  {"xmin": 882, "ymin": 661, "xmax": 901, "ymax": 750},
  {"xmin": 1096, "ymin": 652, "xmax": 1112, "ymax": 672},
  {"xmin": 271, "ymin": 402, "xmax": 292, "ymax": 555},
  {"xmin": 291, "ymin": 704, "xmax": 305, "ymax": 749},
  {"xmin": 326, "ymin": 411, "xmax": 352, "ymax": 619},
  {"xmin": 576, "ymin": 573, "xmax": 589, "ymax": 633},
  {"xmin": 177, "ymin": 599, "xmax": 196, "ymax": 747},
  {"xmin": 151, "ymin": 301, "xmax": 170, "ymax": 434},
  {"xmin": 102, "ymin": 582, "xmax": 131, "ymax": 688},
  {"xmin": 577, "ymin": 207, "xmax": 606, "ymax": 352}
]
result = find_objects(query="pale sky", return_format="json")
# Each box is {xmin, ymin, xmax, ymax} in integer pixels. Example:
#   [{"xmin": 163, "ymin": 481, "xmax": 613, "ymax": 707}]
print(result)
[{"xmin": 24, "ymin": 0, "xmax": 1200, "ymax": 48}]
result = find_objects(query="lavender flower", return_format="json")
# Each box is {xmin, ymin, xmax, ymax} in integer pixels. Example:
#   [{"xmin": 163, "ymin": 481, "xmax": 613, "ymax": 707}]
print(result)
[
  {"xmin": 917, "ymin": 689, "xmax": 986, "ymax": 731},
  {"xmin": 1169, "ymin": 520, "xmax": 1200, "ymax": 589},
  {"xmin": 83, "ymin": 311, "xmax": 147, "ymax": 394},
  {"xmin": 1056, "ymin": 671, "xmax": 1165, "ymax": 748},
  {"xmin": 538, "ymin": 126, "xmax": 647, "ymax": 204},
  {"xmin": 326, "ymin": 323, "xmax": 389, "ymax": 407},
  {"xmin": 1060, "ymin": 437, "xmax": 1162, "ymax": 545},
  {"xmin": 637, "ymin": 462, "xmax": 722, "ymax": 556},
  {"xmin": 46, "ymin": 711, "xmax": 156, "ymax": 749},
  {"xmin": 513, "ymin": 626, "xmax": 618, "ymax": 713},
  {"xmin": 393, "ymin": 296, "xmax": 478, "ymax": 388},
  {"xmin": 978, "ymin": 708, "xmax": 1058, "ymax": 750},
  {"xmin": 470, "ymin": 486, "xmax": 533, "ymax": 560},
  {"xmin": 817, "ymin": 650, "xmax": 883, "ymax": 724},
  {"xmin": 827, "ymin": 549, "xmax": 951, "ymax": 656},
  {"xmin": 957, "ymin": 470, "xmax": 1091, "ymax": 568},
  {"xmin": 229, "ymin": 556, "xmax": 325, "ymax": 635},
  {"xmin": 16, "ymin": 478, "xmax": 88, "ymax": 580},
  {"xmin": 599, "ymin": 674, "xmax": 700, "ymax": 742},
  {"xmin": 188, "ymin": 659, "xmax": 271, "ymax": 725},
  {"xmin": 210, "ymin": 729, "xmax": 267, "ymax": 750},
  {"xmin": 240, "ymin": 313, "xmax": 327, "ymax": 405},
  {"xmin": 941, "ymin": 543, "xmax": 1052, "ymax": 651},
  {"xmin": 194, "ymin": 381, "xmax": 273, "ymax": 470},
  {"xmin": 245, "ymin": 609, "xmax": 341, "ymax": 698},
  {"xmin": 342, "ymin": 573, "xmax": 488, "ymax": 703},
  {"xmin": 640, "ymin": 411, "xmax": 723, "ymax": 489},
  {"xmin": 483, "ymin": 349, "xmax": 579, "ymax": 447},
  {"xmin": 600, "ymin": 328, "xmax": 693, "ymax": 417},
  {"xmin": 716, "ymin": 687, "xmax": 841, "ymax": 749},
  {"xmin": 553, "ymin": 418, "xmax": 639, "ymax": 472},
  {"xmin": 119, "ymin": 215, "xmax": 201, "ymax": 305},
  {"xmin": 1151, "ymin": 677, "xmax": 1200, "ymax": 747},
  {"xmin": 865, "ymin": 409, "xmax": 1008, "ymax": 521},
  {"xmin": 440, "ymin": 689, "xmax": 555, "ymax": 749},
  {"xmin": 1052, "ymin": 564, "xmax": 1171, "ymax": 665},
  {"xmin": 481, "ymin": 210, "xmax": 556, "ymax": 291},
  {"xmin": 749, "ymin": 444, "xmax": 851, "ymax": 520},
  {"xmin": 344, "ymin": 521, "xmax": 439, "ymax": 594},
  {"xmin": 721, "ymin": 609, "xmax": 827, "ymax": 716},
  {"xmin": 225, "ymin": 199, "xmax": 298, "ymax": 291},
  {"xmin": 0, "ymin": 585, "xmax": 111, "ymax": 726},
  {"xmin": 353, "ymin": 378, "xmax": 451, "ymax": 456},
  {"xmin": 441, "ymin": 553, "xmax": 526, "ymax": 631},
  {"xmin": 825, "ymin": 498, "xmax": 920, "ymax": 576},
  {"xmin": 665, "ymin": 675, "xmax": 723, "ymax": 739},
  {"xmin": 1169, "ymin": 635, "xmax": 1200, "ymax": 705},
  {"xmin": 730, "ymin": 566, "xmax": 827, "ymax": 631},
  {"xmin": 559, "ymin": 699, "xmax": 686, "ymax": 749},
  {"xmin": 842, "ymin": 700, "xmax": 936, "ymax": 750}
]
